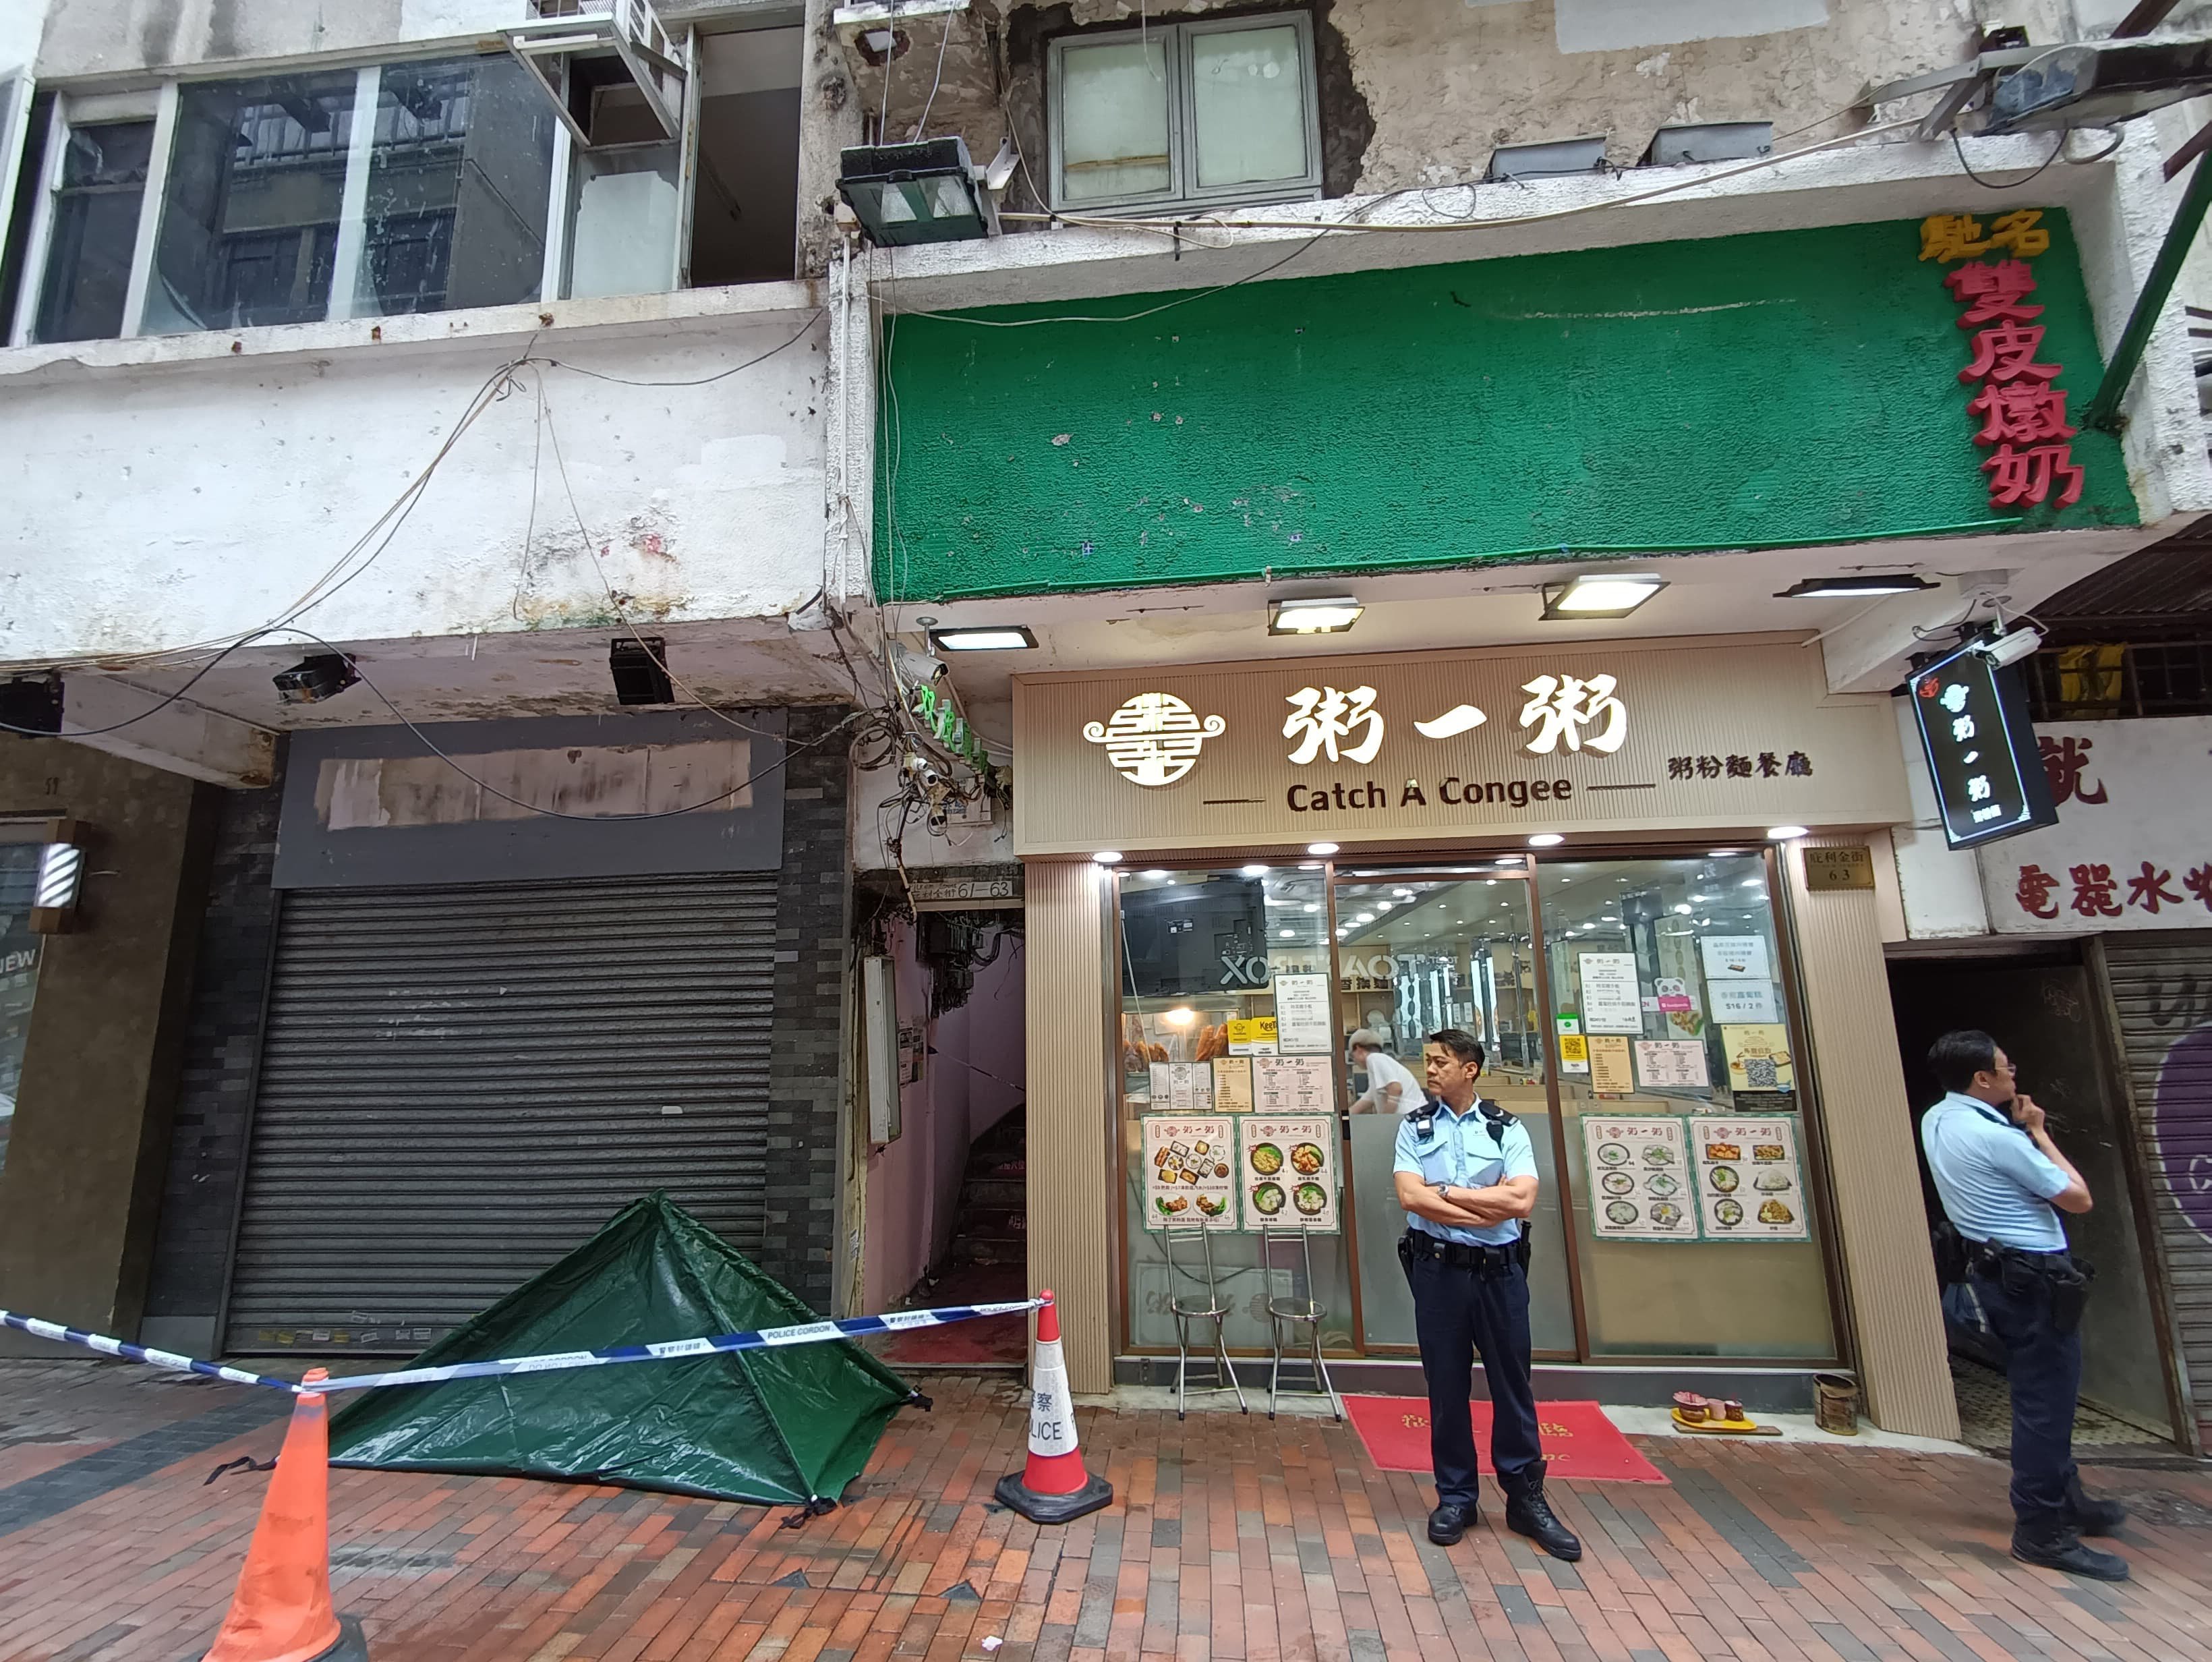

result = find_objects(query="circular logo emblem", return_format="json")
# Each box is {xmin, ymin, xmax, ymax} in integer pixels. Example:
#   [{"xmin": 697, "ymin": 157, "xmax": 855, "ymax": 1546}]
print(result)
[{"xmin": 1083, "ymin": 693, "xmax": 1227, "ymax": 788}]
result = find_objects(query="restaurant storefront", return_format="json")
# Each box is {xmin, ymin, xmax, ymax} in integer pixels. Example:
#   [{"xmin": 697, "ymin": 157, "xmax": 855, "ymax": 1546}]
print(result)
[{"xmin": 1014, "ymin": 634, "xmax": 1961, "ymax": 1439}]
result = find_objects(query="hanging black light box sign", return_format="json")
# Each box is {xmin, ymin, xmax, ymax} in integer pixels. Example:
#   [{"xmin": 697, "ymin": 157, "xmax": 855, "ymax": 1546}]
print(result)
[{"xmin": 1907, "ymin": 639, "xmax": 2058, "ymax": 849}]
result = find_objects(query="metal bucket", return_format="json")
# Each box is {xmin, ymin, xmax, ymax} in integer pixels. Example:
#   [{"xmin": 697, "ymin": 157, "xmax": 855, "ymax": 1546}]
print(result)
[{"xmin": 1813, "ymin": 1373, "xmax": 1859, "ymax": 1435}]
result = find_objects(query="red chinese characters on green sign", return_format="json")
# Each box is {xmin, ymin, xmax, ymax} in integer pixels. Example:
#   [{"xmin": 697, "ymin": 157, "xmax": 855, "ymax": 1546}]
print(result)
[{"xmin": 1921, "ymin": 211, "xmax": 2083, "ymax": 511}]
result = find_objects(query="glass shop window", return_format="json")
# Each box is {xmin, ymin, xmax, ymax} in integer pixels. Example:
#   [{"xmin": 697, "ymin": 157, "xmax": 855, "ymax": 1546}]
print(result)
[
  {"xmin": 0, "ymin": 846, "xmax": 44, "ymax": 1182},
  {"xmin": 1117, "ymin": 864, "xmax": 1354, "ymax": 1354},
  {"xmin": 1538, "ymin": 855, "xmax": 1838, "ymax": 1360},
  {"xmin": 1332, "ymin": 865, "xmax": 1576, "ymax": 1357}
]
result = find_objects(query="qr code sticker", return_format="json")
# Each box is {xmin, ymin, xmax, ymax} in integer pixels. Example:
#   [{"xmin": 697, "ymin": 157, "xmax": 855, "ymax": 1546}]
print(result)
[{"xmin": 1744, "ymin": 1056, "xmax": 1779, "ymax": 1089}]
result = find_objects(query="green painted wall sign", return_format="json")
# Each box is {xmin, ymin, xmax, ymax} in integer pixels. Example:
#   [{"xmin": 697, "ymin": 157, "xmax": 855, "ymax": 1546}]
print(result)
[{"xmin": 874, "ymin": 213, "xmax": 2131, "ymax": 603}]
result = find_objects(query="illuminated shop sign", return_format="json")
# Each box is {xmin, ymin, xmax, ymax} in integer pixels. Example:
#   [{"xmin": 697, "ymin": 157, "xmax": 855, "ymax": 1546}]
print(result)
[{"xmin": 1907, "ymin": 640, "xmax": 2058, "ymax": 849}]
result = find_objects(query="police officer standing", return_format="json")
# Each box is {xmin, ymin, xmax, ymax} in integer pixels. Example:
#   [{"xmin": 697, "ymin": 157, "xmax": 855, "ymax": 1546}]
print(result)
[
  {"xmin": 1394, "ymin": 1028, "xmax": 1579, "ymax": 1559},
  {"xmin": 1921, "ymin": 1029, "xmax": 2128, "ymax": 1581}
]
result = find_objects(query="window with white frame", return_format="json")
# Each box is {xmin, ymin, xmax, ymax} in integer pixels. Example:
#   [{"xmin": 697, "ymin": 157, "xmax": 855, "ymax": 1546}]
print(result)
[
  {"xmin": 3, "ymin": 15, "xmax": 806, "ymax": 348},
  {"xmin": 1047, "ymin": 13, "xmax": 1321, "ymax": 216}
]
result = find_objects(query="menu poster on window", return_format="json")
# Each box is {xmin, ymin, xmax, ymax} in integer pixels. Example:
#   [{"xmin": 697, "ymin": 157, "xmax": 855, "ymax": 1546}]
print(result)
[
  {"xmin": 1721, "ymin": 1024, "xmax": 1795, "ymax": 1093},
  {"xmin": 1689, "ymin": 1117, "xmax": 1809, "ymax": 1240},
  {"xmin": 1254, "ymin": 1055, "xmax": 1333, "ymax": 1114},
  {"xmin": 1587, "ymin": 1034, "xmax": 1635, "ymax": 1095},
  {"xmin": 1236, "ymin": 1114, "xmax": 1339, "ymax": 1232},
  {"xmin": 1165, "ymin": 1062, "xmax": 1213, "ymax": 1113},
  {"xmin": 1709, "ymin": 980, "xmax": 1780, "ymax": 1025},
  {"xmin": 1141, "ymin": 1116, "xmax": 1238, "ymax": 1231},
  {"xmin": 1581, "ymin": 1116, "xmax": 1695, "ymax": 1240},
  {"xmin": 1577, "ymin": 953, "xmax": 1645, "ymax": 1034},
  {"xmin": 1146, "ymin": 1061, "xmax": 1171, "ymax": 1107},
  {"xmin": 1211, "ymin": 1055, "xmax": 1254, "ymax": 1113},
  {"xmin": 1227, "ymin": 1016, "xmax": 1279, "ymax": 1056},
  {"xmin": 1633, "ymin": 1039, "xmax": 1711, "ymax": 1091},
  {"xmin": 1699, "ymin": 936, "xmax": 1772, "ymax": 982},
  {"xmin": 1272, "ymin": 973, "xmax": 1334, "ymax": 1054}
]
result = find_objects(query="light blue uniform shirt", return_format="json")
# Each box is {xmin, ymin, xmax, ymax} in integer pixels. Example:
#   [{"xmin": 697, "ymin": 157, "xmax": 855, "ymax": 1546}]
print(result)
[
  {"xmin": 1395, "ymin": 1098, "xmax": 1538, "ymax": 1246},
  {"xmin": 1921, "ymin": 1091, "xmax": 2070, "ymax": 1252}
]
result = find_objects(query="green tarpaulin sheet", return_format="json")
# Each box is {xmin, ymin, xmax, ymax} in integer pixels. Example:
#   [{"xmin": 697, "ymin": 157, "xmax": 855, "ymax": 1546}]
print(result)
[{"xmin": 327, "ymin": 1193, "xmax": 917, "ymax": 1506}]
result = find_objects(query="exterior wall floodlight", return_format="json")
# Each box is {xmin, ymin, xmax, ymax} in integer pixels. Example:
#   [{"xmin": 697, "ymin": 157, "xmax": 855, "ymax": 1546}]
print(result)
[
  {"xmin": 837, "ymin": 138, "xmax": 991, "ymax": 246},
  {"xmin": 1642, "ymin": 122, "xmax": 1772, "ymax": 166},
  {"xmin": 32, "ymin": 821, "xmax": 84, "ymax": 934},
  {"xmin": 929, "ymin": 626, "xmax": 1038, "ymax": 652},
  {"xmin": 272, "ymin": 654, "xmax": 359, "ymax": 705},
  {"xmin": 1777, "ymin": 575, "xmax": 1938, "ymax": 598},
  {"xmin": 1268, "ymin": 597, "xmax": 1364, "ymax": 635},
  {"xmin": 0, "ymin": 673, "xmax": 63, "ymax": 735},
  {"xmin": 1485, "ymin": 135, "xmax": 1608, "ymax": 183},
  {"xmin": 1539, "ymin": 573, "xmax": 1666, "ymax": 619}
]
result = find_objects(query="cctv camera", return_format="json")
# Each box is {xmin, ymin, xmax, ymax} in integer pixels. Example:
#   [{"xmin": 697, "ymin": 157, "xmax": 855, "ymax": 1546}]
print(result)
[{"xmin": 1975, "ymin": 625, "xmax": 2043, "ymax": 669}]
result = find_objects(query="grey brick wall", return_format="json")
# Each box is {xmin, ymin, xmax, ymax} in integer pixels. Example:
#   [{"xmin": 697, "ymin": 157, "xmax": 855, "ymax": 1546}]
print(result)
[
  {"xmin": 759, "ymin": 704, "xmax": 853, "ymax": 1313},
  {"xmin": 140, "ymin": 775, "xmax": 283, "ymax": 1351}
]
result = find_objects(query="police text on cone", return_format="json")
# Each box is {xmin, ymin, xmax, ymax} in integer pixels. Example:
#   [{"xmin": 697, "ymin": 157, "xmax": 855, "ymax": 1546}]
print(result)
[{"xmin": 993, "ymin": 1290, "xmax": 1111, "ymax": 1524}]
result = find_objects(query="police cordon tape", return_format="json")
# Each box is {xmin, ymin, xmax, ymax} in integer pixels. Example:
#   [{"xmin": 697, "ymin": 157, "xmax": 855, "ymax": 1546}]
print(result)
[{"xmin": 0, "ymin": 1299, "xmax": 1045, "ymax": 1394}]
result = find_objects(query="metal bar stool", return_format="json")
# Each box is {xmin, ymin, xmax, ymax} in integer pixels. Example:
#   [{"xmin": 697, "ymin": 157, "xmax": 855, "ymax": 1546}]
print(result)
[
  {"xmin": 1258, "ymin": 1222, "xmax": 1342, "ymax": 1421},
  {"xmin": 1161, "ymin": 1220, "xmax": 1246, "ymax": 1419}
]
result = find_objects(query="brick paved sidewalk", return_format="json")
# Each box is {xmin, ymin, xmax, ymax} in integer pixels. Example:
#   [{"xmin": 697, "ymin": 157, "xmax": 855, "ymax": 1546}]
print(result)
[{"xmin": 3, "ymin": 1361, "xmax": 2210, "ymax": 1662}]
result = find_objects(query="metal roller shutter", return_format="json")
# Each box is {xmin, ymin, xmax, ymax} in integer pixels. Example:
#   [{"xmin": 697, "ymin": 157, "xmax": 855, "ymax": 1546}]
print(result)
[
  {"xmin": 2102, "ymin": 936, "xmax": 2212, "ymax": 1450},
  {"xmin": 224, "ymin": 873, "xmax": 779, "ymax": 1354}
]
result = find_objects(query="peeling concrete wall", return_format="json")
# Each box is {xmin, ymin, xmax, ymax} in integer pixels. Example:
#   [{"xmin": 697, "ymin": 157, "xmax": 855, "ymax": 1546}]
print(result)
[
  {"xmin": 847, "ymin": 0, "xmax": 1983, "ymax": 223},
  {"xmin": 0, "ymin": 315, "xmax": 833, "ymax": 664}
]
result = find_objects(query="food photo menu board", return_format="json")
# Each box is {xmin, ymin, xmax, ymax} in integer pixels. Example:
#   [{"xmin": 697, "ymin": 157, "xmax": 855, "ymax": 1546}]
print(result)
[
  {"xmin": 1688, "ymin": 1116, "xmax": 1810, "ymax": 1240},
  {"xmin": 1140, "ymin": 1116, "xmax": 1238, "ymax": 1230},
  {"xmin": 1579, "ymin": 1116, "xmax": 1695, "ymax": 1241},
  {"xmin": 1235, "ymin": 1115, "xmax": 1340, "ymax": 1232}
]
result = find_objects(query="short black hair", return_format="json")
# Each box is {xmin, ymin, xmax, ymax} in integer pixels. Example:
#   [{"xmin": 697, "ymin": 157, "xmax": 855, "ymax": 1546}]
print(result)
[
  {"xmin": 1426, "ymin": 1028, "xmax": 1486, "ymax": 1069},
  {"xmin": 1928, "ymin": 1029, "xmax": 2001, "ymax": 1094}
]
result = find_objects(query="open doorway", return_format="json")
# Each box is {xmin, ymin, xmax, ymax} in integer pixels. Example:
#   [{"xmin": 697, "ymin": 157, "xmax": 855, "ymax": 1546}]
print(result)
[
  {"xmin": 1887, "ymin": 950, "xmax": 2186, "ymax": 1452},
  {"xmin": 535, "ymin": 22, "xmax": 803, "ymax": 296},
  {"xmin": 863, "ymin": 906, "xmax": 1028, "ymax": 1370}
]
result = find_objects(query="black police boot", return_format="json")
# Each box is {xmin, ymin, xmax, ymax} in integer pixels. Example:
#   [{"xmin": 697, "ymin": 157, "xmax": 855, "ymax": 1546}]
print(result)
[
  {"xmin": 1427, "ymin": 1500, "xmax": 1477, "ymax": 1545},
  {"xmin": 2011, "ymin": 1522, "xmax": 2130, "ymax": 1581},
  {"xmin": 1501, "ymin": 1460, "xmax": 1582, "ymax": 1561},
  {"xmin": 2066, "ymin": 1475, "xmax": 2128, "ymax": 1537}
]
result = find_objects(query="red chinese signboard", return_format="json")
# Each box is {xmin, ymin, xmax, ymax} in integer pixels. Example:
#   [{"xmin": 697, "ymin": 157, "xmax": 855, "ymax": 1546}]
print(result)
[{"xmin": 1920, "ymin": 211, "xmax": 2084, "ymax": 510}]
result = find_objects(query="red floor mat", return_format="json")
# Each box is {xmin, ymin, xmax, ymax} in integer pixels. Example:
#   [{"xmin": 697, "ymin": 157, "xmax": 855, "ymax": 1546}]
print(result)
[
  {"xmin": 873, "ymin": 1263, "xmax": 1030, "ymax": 1368},
  {"xmin": 1342, "ymin": 1396, "xmax": 1666, "ymax": 1483}
]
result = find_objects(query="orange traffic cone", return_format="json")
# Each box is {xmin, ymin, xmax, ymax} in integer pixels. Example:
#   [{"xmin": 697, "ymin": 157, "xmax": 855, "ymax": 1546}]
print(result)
[
  {"xmin": 204, "ymin": 1369, "xmax": 363, "ymax": 1662},
  {"xmin": 994, "ymin": 1290, "xmax": 1112, "ymax": 1524}
]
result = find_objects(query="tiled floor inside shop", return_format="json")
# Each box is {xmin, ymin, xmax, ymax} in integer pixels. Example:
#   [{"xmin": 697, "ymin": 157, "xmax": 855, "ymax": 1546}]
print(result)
[
  {"xmin": 5, "ymin": 1359, "xmax": 2211, "ymax": 1662},
  {"xmin": 1947, "ymin": 1354, "xmax": 2176, "ymax": 1455}
]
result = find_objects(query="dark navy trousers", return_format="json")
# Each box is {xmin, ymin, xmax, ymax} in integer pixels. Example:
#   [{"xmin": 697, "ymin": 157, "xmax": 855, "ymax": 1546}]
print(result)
[
  {"xmin": 1404, "ymin": 1251, "xmax": 1542, "ymax": 1508},
  {"xmin": 1973, "ymin": 1267, "xmax": 2081, "ymax": 1531}
]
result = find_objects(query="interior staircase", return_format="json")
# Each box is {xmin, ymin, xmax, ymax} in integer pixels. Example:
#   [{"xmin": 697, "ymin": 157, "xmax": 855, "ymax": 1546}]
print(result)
[{"xmin": 875, "ymin": 1109, "xmax": 1029, "ymax": 1370}]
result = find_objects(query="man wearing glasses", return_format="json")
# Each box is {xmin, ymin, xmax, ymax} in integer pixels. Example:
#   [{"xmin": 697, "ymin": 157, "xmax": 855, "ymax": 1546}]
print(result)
[{"xmin": 1921, "ymin": 1029, "xmax": 2128, "ymax": 1580}]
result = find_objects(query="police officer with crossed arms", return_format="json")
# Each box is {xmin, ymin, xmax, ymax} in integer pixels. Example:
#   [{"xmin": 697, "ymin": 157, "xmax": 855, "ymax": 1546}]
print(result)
[
  {"xmin": 1395, "ymin": 1028, "xmax": 1579, "ymax": 1559},
  {"xmin": 1921, "ymin": 1029, "xmax": 2128, "ymax": 1581}
]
